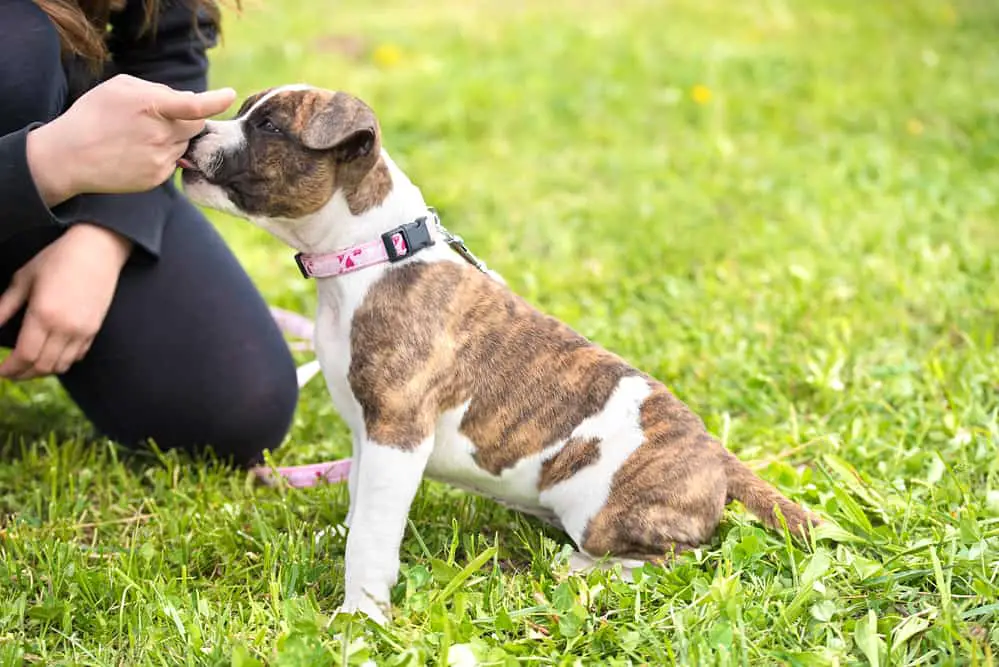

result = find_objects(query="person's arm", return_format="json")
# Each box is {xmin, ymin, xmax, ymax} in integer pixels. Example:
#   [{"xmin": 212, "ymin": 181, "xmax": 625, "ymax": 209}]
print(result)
[
  {"xmin": 0, "ymin": 117, "xmax": 171, "ymax": 257},
  {"xmin": 0, "ymin": 125, "xmax": 138, "ymax": 250},
  {"xmin": 0, "ymin": 126, "xmax": 64, "ymax": 245},
  {"xmin": 0, "ymin": 75, "xmax": 234, "ymax": 381},
  {"xmin": 51, "ymin": 0, "xmax": 223, "ymax": 259},
  {"xmin": 0, "ymin": 118, "xmax": 175, "ymax": 257}
]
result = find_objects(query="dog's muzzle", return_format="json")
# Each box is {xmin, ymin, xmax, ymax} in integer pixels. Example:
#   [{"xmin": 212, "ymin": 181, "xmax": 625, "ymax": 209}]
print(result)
[{"xmin": 177, "ymin": 128, "xmax": 210, "ymax": 171}]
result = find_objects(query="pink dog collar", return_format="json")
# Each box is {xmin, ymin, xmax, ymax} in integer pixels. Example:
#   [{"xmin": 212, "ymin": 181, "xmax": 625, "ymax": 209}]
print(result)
[{"xmin": 294, "ymin": 215, "xmax": 435, "ymax": 279}]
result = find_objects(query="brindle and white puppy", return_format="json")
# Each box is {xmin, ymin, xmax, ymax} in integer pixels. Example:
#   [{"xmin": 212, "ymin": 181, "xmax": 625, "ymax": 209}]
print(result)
[{"xmin": 180, "ymin": 85, "xmax": 822, "ymax": 625}]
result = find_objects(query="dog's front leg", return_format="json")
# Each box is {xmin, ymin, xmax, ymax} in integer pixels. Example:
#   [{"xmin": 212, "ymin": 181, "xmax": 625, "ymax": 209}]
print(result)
[
  {"xmin": 337, "ymin": 434, "xmax": 433, "ymax": 625},
  {"xmin": 344, "ymin": 431, "xmax": 363, "ymax": 529}
]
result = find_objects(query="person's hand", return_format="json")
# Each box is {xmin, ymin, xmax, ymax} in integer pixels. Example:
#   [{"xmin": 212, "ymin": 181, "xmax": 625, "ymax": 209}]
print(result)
[
  {"xmin": 26, "ymin": 74, "xmax": 237, "ymax": 207},
  {"xmin": 0, "ymin": 224, "xmax": 132, "ymax": 380}
]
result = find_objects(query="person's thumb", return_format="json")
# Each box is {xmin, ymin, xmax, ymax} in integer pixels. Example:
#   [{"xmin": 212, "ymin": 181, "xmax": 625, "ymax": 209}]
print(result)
[
  {"xmin": 155, "ymin": 87, "xmax": 237, "ymax": 122},
  {"xmin": 0, "ymin": 274, "xmax": 32, "ymax": 328}
]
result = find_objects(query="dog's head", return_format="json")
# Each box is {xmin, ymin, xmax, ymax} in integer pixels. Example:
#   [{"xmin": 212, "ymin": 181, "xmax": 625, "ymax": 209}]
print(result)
[{"xmin": 180, "ymin": 85, "xmax": 392, "ymax": 244}]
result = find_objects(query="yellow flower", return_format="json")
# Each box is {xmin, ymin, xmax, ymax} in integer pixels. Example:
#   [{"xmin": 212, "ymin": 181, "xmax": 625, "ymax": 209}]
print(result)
[
  {"xmin": 907, "ymin": 118, "xmax": 924, "ymax": 136},
  {"xmin": 691, "ymin": 84, "xmax": 712, "ymax": 105},
  {"xmin": 372, "ymin": 43, "xmax": 402, "ymax": 68}
]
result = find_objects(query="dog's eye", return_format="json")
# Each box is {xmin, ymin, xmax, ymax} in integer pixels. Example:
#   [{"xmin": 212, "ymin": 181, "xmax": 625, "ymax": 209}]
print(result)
[{"xmin": 256, "ymin": 117, "xmax": 282, "ymax": 134}]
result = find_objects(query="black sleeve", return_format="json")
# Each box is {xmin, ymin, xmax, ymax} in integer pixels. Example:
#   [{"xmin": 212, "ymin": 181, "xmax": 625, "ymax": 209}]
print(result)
[
  {"xmin": 0, "ymin": 2, "xmax": 78, "ymax": 247},
  {"xmin": 106, "ymin": 0, "xmax": 220, "ymax": 93},
  {"xmin": 0, "ymin": 123, "xmax": 178, "ymax": 254},
  {"xmin": 58, "ymin": 0, "xmax": 221, "ymax": 258},
  {"xmin": 0, "ymin": 125, "xmax": 61, "ymax": 246}
]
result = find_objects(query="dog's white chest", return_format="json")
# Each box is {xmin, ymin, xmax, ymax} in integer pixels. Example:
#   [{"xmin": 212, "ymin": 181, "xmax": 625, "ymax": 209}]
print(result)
[{"xmin": 314, "ymin": 295, "xmax": 365, "ymax": 434}]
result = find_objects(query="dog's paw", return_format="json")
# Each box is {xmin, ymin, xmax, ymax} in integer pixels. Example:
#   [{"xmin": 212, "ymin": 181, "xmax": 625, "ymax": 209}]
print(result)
[{"xmin": 335, "ymin": 598, "xmax": 389, "ymax": 626}]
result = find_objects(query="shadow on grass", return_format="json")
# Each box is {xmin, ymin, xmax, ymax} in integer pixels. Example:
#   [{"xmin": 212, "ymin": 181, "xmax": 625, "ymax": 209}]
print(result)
[{"xmin": 0, "ymin": 380, "xmax": 247, "ymax": 480}]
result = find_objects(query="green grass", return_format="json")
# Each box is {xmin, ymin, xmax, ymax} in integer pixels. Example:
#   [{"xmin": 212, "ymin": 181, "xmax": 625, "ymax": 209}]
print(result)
[{"xmin": 3, "ymin": 0, "xmax": 999, "ymax": 663}]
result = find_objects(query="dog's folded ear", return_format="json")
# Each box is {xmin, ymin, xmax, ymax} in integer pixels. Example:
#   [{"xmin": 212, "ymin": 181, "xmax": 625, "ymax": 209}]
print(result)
[{"xmin": 302, "ymin": 94, "xmax": 379, "ymax": 162}]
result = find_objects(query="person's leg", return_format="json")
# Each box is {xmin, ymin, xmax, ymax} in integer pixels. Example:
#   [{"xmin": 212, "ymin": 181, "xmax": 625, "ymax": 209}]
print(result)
[
  {"xmin": 2, "ymin": 193, "xmax": 299, "ymax": 465},
  {"xmin": 0, "ymin": 1, "xmax": 298, "ymax": 465},
  {"xmin": 69, "ymin": 193, "xmax": 299, "ymax": 464}
]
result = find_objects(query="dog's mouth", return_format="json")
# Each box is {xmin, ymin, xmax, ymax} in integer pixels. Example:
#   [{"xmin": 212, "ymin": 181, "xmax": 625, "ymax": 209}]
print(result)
[{"xmin": 177, "ymin": 156, "xmax": 212, "ymax": 185}]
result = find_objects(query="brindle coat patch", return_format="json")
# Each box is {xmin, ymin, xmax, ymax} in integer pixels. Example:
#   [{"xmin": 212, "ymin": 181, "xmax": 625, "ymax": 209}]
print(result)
[
  {"xmin": 345, "ymin": 159, "xmax": 393, "ymax": 216},
  {"xmin": 538, "ymin": 437, "xmax": 602, "ymax": 491},
  {"xmin": 348, "ymin": 260, "xmax": 636, "ymax": 465}
]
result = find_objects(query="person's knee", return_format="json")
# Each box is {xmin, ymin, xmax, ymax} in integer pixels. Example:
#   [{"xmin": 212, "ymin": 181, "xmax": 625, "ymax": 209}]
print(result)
[
  {"xmin": 63, "ymin": 347, "xmax": 300, "ymax": 468},
  {"xmin": 208, "ymin": 368, "xmax": 300, "ymax": 466},
  {"xmin": 0, "ymin": 2, "xmax": 67, "ymax": 130},
  {"xmin": 132, "ymin": 367, "xmax": 299, "ymax": 468}
]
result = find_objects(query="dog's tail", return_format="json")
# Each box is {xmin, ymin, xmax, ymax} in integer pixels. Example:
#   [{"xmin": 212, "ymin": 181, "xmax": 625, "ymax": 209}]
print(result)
[{"xmin": 723, "ymin": 449, "xmax": 821, "ymax": 540}]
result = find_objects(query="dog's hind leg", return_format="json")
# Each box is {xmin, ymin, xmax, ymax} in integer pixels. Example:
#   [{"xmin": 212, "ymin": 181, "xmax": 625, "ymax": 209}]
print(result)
[{"xmin": 337, "ymin": 434, "xmax": 433, "ymax": 626}]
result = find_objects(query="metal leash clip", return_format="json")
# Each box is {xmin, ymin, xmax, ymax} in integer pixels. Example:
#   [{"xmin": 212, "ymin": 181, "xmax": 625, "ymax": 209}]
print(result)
[{"xmin": 427, "ymin": 207, "xmax": 492, "ymax": 275}]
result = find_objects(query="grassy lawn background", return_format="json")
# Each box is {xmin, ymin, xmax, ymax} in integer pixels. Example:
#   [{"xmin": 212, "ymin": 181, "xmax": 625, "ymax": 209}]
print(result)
[{"xmin": 3, "ymin": 0, "xmax": 999, "ymax": 663}]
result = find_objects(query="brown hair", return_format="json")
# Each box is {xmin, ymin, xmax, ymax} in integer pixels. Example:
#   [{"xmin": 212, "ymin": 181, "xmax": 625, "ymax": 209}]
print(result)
[{"xmin": 33, "ymin": 0, "xmax": 223, "ymax": 65}]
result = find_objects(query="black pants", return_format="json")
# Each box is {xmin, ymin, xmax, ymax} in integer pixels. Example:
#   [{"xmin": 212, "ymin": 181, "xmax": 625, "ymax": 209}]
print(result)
[{"xmin": 0, "ymin": 11, "xmax": 298, "ymax": 466}]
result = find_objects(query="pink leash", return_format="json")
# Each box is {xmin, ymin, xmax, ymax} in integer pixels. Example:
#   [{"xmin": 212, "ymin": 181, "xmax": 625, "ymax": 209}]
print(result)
[
  {"xmin": 253, "ymin": 459, "xmax": 352, "ymax": 486},
  {"xmin": 251, "ymin": 307, "xmax": 351, "ymax": 488}
]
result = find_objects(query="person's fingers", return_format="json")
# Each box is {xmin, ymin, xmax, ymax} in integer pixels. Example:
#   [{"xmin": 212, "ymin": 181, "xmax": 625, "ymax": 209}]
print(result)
[
  {"xmin": 155, "ymin": 87, "xmax": 236, "ymax": 122},
  {"xmin": 167, "ymin": 139, "xmax": 192, "ymax": 162},
  {"xmin": 0, "ymin": 347, "xmax": 33, "ymax": 379},
  {"xmin": 19, "ymin": 329, "xmax": 69, "ymax": 380},
  {"xmin": 0, "ymin": 275, "xmax": 31, "ymax": 328},
  {"xmin": 170, "ymin": 119, "xmax": 207, "ymax": 142},
  {"xmin": 0, "ymin": 314, "xmax": 48, "ymax": 380},
  {"xmin": 53, "ymin": 337, "xmax": 85, "ymax": 375},
  {"xmin": 77, "ymin": 338, "xmax": 93, "ymax": 362}
]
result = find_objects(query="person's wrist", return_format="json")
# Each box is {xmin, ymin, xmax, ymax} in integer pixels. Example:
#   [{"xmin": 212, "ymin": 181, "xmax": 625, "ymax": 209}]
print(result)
[
  {"xmin": 26, "ymin": 121, "xmax": 79, "ymax": 207},
  {"xmin": 65, "ymin": 223, "xmax": 134, "ymax": 269}
]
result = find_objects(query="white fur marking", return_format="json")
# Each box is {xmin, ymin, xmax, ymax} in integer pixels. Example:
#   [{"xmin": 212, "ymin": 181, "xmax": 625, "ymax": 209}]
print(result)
[
  {"xmin": 241, "ymin": 84, "xmax": 314, "ymax": 118},
  {"xmin": 539, "ymin": 375, "xmax": 652, "ymax": 548},
  {"xmin": 181, "ymin": 176, "xmax": 241, "ymax": 217}
]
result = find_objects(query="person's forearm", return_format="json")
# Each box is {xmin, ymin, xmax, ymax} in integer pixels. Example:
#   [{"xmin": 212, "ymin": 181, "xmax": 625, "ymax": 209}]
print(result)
[
  {"xmin": 25, "ymin": 122, "xmax": 76, "ymax": 208},
  {"xmin": 2, "ymin": 71, "xmax": 234, "ymax": 252},
  {"xmin": 3, "ymin": 117, "xmax": 170, "ymax": 259}
]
